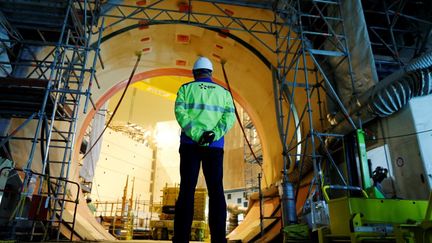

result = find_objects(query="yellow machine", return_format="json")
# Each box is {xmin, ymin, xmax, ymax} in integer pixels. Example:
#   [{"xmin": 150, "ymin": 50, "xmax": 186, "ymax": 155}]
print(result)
[
  {"xmin": 150, "ymin": 186, "xmax": 207, "ymax": 241},
  {"xmin": 284, "ymin": 130, "xmax": 432, "ymax": 242}
]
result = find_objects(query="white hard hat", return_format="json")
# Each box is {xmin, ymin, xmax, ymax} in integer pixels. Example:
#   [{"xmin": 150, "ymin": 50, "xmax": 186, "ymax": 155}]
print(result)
[{"xmin": 193, "ymin": 56, "xmax": 213, "ymax": 71}]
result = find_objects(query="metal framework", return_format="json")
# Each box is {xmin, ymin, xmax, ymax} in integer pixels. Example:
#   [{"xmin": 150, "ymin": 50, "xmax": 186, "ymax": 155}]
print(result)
[
  {"xmin": 362, "ymin": 0, "xmax": 432, "ymax": 79},
  {"xmin": 0, "ymin": 0, "xmax": 102, "ymax": 240},
  {"xmin": 274, "ymin": 0, "xmax": 358, "ymax": 228},
  {"xmin": 100, "ymin": 0, "xmax": 281, "ymax": 53},
  {"xmin": 242, "ymin": 111, "xmax": 261, "ymax": 198}
]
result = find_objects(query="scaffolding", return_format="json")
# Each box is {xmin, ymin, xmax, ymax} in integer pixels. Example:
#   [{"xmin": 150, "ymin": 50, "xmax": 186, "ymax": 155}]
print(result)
[
  {"xmin": 0, "ymin": 0, "xmax": 102, "ymax": 240},
  {"xmin": 93, "ymin": 199, "xmax": 153, "ymax": 238},
  {"xmin": 362, "ymin": 0, "xmax": 432, "ymax": 78},
  {"xmin": 273, "ymin": 0, "xmax": 359, "ymax": 227},
  {"xmin": 99, "ymin": 0, "xmax": 278, "ymax": 54},
  {"xmin": 242, "ymin": 111, "xmax": 261, "ymax": 199}
]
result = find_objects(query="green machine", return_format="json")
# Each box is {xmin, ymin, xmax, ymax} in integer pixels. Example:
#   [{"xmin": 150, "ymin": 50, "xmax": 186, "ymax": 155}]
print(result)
[
  {"xmin": 316, "ymin": 130, "xmax": 432, "ymax": 242},
  {"xmin": 356, "ymin": 129, "xmax": 385, "ymax": 199}
]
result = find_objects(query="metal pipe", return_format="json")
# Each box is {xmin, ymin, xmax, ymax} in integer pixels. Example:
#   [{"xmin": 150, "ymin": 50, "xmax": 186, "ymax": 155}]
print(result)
[
  {"xmin": 280, "ymin": 180, "xmax": 297, "ymax": 225},
  {"xmin": 258, "ymin": 173, "xmax": 264, "ymax": 239}
]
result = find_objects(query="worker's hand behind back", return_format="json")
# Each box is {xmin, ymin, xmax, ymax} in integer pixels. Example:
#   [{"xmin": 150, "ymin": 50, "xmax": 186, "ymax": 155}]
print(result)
[{"xmin": 198, "ymin": 131, "xmax": 215, "ymax": 145}]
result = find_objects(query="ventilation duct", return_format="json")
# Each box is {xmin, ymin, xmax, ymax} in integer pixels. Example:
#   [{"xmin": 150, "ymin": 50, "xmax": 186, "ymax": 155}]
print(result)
[
  {"xmin": 370, "ymin": 67, "xmax": 432, "ymax": 117},
  {"xmin": 323, "ymin": 0, "xmax": 378, "ymax": 108},
  {"xmin": 330, "ymin": 52, "xmax": 432, "ymax": 135}
]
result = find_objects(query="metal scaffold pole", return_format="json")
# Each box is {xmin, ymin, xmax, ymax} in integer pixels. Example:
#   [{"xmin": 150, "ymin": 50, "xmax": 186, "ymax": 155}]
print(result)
[
  {"xmin": 273, "ymin": 0, "xmax": 358, "ymax": 235},
  {"xmin": 0, "ymin": 0, "xmax": 103, "ymax": 240}
]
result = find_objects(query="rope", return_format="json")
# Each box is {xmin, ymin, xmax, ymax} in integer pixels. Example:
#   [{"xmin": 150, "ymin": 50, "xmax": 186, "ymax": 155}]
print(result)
[{"xmin": 82, "ymin": 52, "xmax": 142, "ymax": 160}]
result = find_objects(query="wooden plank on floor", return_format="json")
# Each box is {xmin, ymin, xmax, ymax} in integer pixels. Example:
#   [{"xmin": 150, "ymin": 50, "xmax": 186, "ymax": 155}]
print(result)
[{"xmin": 227, "ymin": 197, "xmax": 280, "ymax": 241}]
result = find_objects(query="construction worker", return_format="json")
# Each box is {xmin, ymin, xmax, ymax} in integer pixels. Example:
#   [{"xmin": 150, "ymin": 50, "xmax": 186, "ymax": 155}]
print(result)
[{"xmin": 173, "ymin": 56, "xmax": 236, "ymax": 243}]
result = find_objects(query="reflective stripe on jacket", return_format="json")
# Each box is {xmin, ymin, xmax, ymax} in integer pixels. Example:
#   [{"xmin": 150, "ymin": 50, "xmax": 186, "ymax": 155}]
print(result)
[{"xmin": 175, "ymin": 77, "xmax": 236, "ymax": 147}]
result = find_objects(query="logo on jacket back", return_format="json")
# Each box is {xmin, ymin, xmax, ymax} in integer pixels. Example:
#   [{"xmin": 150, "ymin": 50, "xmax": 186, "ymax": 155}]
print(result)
[{"xmin": 199, "ymin": 83, "xmax": 216, "ymax": 90}]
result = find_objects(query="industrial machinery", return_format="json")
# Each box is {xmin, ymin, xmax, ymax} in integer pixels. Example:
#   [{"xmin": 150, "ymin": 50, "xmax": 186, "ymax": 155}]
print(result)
[
  {"xmin": 291, "ymin": 129, "xmax": 432, "ymax": 242},
  {"xmin": 150, "ymin": 185, "xmax": 207, "ymax": 241}
]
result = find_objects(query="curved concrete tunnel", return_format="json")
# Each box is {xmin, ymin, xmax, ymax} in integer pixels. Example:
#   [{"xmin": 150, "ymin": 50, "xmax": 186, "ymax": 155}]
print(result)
[{"xmin": 9, "ymin": 5, "xmax": 321, "ymax": 240}]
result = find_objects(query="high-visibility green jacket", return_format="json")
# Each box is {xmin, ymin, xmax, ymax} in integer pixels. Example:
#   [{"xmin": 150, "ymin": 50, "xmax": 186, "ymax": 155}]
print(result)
[{"xmin": 175, "ymin": 77, "xmax": 236, "ymax": 147}]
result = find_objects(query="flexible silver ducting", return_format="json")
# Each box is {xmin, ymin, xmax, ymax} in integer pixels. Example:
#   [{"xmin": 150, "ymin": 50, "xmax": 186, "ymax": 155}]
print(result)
[
  {"xmin": 369, "ymin": 66, "xmax": 432, "ymax": 117},
  {"xmin": 405, "ymin": 52, "xmax": 432, "ymax": 72},
  {"xmin": 329, "ymin": 51, "xmax": 432, "ymax": 135}
]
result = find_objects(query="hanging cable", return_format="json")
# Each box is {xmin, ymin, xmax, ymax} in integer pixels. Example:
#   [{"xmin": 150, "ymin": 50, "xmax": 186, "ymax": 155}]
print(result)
[
  {"xmin": 220, "ymin": 61, "xmax": 267, "ymax": 186},
  {"xmin": 82, "ymin": 51, "xmax": 142, "ymax": 160},
  {"xmin": 221, "ymin": 61, "xmax": 261, "ymax": 166},
  {"xmin": 367, "ymin": 128, "xmax": 432, "ymax": 141}
]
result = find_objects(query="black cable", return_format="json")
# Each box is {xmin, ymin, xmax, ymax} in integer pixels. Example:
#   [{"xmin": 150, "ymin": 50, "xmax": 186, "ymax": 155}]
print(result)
[
  {"xmin": 221, "ymin": 61, "xmax": 269, "ymax": 188},
  {"xmin": 221, "ymin": 62, "xmax": 262, "ymax": 167},
  {"xmin": 367, "ymin": 128, "xmax": 432, "ymax": 141},
  {"xmin": 82, "ymin": 52, "xmax": 142, "ymax": 160}
]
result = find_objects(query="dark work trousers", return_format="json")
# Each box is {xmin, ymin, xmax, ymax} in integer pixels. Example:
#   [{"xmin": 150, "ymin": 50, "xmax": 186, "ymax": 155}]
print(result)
[{"xmin": 173, "ymin": 143, "xmax": 227, "ymax": 243}]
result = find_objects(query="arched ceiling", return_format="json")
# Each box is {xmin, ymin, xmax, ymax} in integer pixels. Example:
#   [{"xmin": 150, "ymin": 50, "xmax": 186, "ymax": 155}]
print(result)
[{"xmin": 107, "ymin": 76, "xmax": 189, "ymax": 130}]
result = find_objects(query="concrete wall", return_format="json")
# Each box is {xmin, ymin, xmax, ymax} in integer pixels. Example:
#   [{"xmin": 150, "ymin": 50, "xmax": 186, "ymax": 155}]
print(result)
[
  {"xmin": 153, "ymin": 121, "xmax": 181, "ymax": 203},
  {"xmin": 91, "ymin": 128, "xmax": 153, "ymax": 202},
  {"xmin": 371, "ymin": 95, "xmax": 432, "ymax": 200}
]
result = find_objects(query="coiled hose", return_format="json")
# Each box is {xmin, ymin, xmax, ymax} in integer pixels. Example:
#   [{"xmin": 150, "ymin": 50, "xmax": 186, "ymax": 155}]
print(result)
[{"xmin": 405, "ymin": 52, "xmax": 432, "ymax": 72}]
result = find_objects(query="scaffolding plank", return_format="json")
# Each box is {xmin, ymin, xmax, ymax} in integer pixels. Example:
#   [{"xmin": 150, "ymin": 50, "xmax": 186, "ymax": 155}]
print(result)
[{"xmin": 0, "ymin": 77, "xmax": 48, "ymax": 88}]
